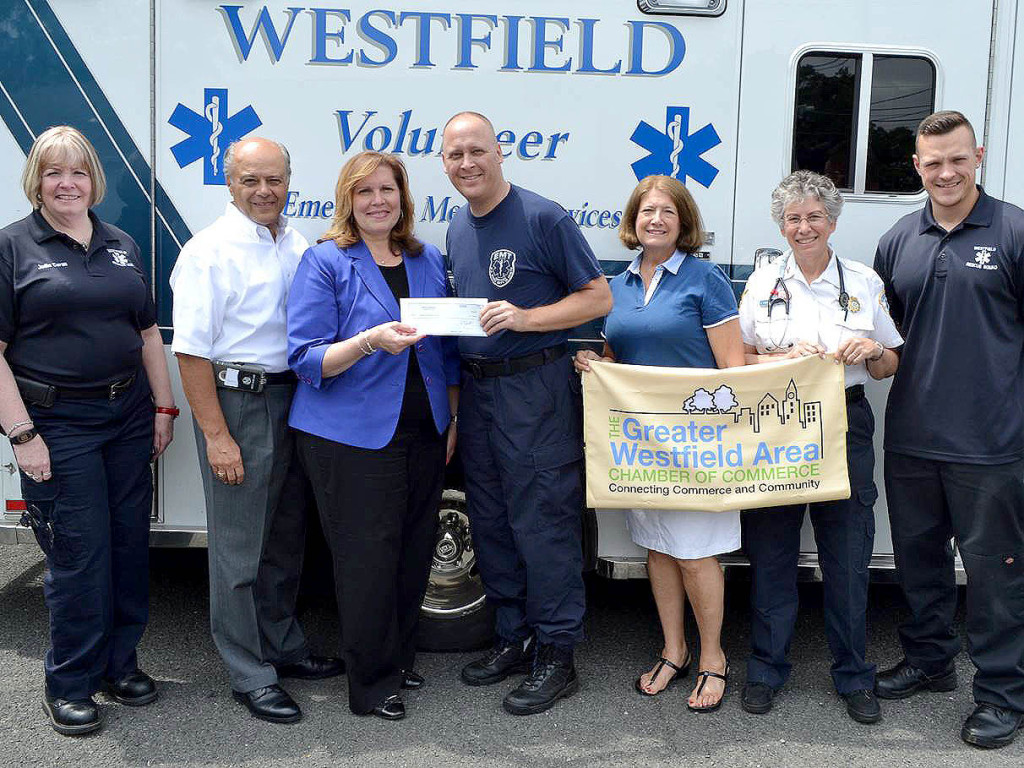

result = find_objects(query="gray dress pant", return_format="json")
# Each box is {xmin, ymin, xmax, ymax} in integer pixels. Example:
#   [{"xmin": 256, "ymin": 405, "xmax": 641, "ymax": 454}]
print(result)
[{"xmin": 194, "ymin": 382, "xmax": 309, "ymax": 692}]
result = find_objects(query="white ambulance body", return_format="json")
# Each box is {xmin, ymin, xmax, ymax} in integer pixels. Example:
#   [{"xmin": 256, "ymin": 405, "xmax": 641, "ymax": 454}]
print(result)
[{"xmin": 2, "ymin": 0, "xmax": 1021, "ymax": 642}]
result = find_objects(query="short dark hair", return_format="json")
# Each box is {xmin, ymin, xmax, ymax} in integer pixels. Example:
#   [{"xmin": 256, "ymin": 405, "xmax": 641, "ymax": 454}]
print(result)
[{"xmin": 916, "ymin": 110, "xmax": 976, "ymax": 147}]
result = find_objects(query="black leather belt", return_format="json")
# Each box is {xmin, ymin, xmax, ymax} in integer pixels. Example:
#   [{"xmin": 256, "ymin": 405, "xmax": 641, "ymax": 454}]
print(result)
[
  {"xmin": 59, "ymin": 373, "xmax": 137, "ymax": 401},
  {"xmin": 845, "ymin": 384, "xmax": 865, "ymax": 403},
  {"xmin": 264, "ymin": 370, "xmax": 296, "ymax": 385},
  {"xmin": 462, "ymin": 344, "xmax": 568, "ymax": 379}
]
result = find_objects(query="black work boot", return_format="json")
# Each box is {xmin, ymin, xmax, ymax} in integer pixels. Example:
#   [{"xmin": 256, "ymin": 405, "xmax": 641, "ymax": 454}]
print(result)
[
  {"xmin": 502, "ymin": 643, "xmax": 579, "ymax": 715},
  {"xmin": 42, "ymin": 691, "xmax": 101, "ymax": 736},
  {"xmin": 461, "ymin": 636, "xmax": 535, "ymax": 686}
]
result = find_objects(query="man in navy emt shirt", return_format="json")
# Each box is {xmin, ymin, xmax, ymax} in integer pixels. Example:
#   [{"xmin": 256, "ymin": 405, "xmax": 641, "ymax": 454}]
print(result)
[
  {"xmin": 872, "ymin": 111, "xmax": 1024, "ymax": 749},
  {"xmin": 441, "ymin": 112, "xmax": 612, "ymax": 716}
]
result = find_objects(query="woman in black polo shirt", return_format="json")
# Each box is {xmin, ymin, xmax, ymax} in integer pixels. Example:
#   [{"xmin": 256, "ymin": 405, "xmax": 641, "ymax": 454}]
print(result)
[{"xmin": 0, "ymin": 126, "xmax": 177, "ymax": 736}]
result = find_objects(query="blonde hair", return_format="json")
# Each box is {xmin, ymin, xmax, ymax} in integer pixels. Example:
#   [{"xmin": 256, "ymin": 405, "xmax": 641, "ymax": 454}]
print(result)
[
  {"xmin": 619, "ymin": 175, "xmax": 704, "ymax": 253},
  {"xmin": 320, "ymin": 152, "xmax": 423, "ymax": 256},
  {"xmin": 21, "ymin": 126, "xmax": 106, "ymax": 209}
]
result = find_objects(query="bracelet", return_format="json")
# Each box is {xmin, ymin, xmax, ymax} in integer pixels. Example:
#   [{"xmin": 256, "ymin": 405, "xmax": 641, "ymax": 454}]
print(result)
[
  {"xmin": 155, "ymin": 406, "xmax": 180, "ymax": 418},
  {"xmin": 869, "ymin": 341, "xmax": 885, "ymax": 362},
  {"xmin": 5, "ymin": 420, "xmax": 33, "ymax": 436},
  {"xmin": 358, "ymin": 332, "xmax": 376, "ymax": 356},
  {"xmin": 10, "ymin": 427, "xmax": 38, "ymax": 446},
  {"xmin": 450, "ymin": 415, "xmax": 458, "ymax": 426}
]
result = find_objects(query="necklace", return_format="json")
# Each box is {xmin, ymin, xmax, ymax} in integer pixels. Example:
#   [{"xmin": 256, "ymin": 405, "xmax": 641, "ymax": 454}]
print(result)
[{"xmin": 373, "ymin": 250, "xmax": 402, "ymax": 267}]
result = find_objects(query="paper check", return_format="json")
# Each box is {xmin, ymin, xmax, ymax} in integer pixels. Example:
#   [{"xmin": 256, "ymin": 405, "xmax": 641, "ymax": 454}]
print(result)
[{"xmin": 400, "ymin": 297, "xmax": 488, "ymax": 336}]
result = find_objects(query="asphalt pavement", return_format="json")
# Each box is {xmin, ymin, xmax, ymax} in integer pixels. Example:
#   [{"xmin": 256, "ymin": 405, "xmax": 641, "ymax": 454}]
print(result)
[{"xmin": 1, "ymin": 545, "xmax": 1020, "ymax": 768}]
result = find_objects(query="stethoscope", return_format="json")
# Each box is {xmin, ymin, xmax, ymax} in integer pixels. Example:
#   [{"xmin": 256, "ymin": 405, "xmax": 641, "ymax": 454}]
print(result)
[{"xmin": 764, "ymin": 250, "xmax": 849, "ymax": 351}]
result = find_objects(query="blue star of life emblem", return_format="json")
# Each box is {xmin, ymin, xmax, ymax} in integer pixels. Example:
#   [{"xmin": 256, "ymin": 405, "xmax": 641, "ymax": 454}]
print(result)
[
  {"xmin": 168, "ymin": 89, "xmax": 262, "ymax": 185},
  {"xmin": 630, "ymin": 107, "xmax": 721, "ymax": 188}
]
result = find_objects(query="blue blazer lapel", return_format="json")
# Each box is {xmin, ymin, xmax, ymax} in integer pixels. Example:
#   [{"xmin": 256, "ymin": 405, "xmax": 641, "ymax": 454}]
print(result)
[
  {"xmin": 405, "ymin": 249, "xmax": 427, "ymax": 299},
  {"xmin": 350, "ymin": 242, "xmax": 399, "ymax": 320}
]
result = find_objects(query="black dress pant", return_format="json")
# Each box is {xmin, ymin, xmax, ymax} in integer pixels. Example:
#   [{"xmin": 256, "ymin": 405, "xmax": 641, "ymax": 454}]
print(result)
[
  {"xmin": 297, "ymin": 417, "xmax": 444, "ymax": 714},
  {"xmin": 743, "ymin": 395, "xmax": 877, "ymax": 694},
  {"xmin": 885, "ymin": 452, "xmax": 1024, "ymax": 712}
]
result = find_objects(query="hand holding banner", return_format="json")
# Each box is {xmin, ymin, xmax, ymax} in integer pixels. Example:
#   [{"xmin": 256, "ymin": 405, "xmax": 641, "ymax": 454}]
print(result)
[{"xmin": 583, "ymin": 356, "xmax": 850, "ymax": 511}]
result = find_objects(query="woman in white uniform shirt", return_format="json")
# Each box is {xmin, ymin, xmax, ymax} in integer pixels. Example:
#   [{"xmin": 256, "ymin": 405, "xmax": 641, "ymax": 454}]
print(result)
[{"xmin": 737, "ymin": 171, "xmax": 902, "ymax": 724}]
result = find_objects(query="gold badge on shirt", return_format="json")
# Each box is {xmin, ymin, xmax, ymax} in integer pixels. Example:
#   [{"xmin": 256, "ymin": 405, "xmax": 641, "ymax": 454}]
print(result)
[{"xmin": 847, "ymin": 296, "xmax": 861, "ymax": 313}]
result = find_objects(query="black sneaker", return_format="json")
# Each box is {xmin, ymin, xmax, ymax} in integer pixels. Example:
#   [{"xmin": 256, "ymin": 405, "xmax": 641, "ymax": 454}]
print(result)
[
  {"xmin": 842, "ymin": 689, "xmax": 882, "ymax": 724},
  {"xmin": 741, "ymin": 682, "xmax": 775, "ymax": 714},
  {"xmin": 461, "ymin": 637, "xmax": 534, "ymax": 687},
  {"xmin": 502, "ymin": 644, "xmax": 579, "ymax": 716}
]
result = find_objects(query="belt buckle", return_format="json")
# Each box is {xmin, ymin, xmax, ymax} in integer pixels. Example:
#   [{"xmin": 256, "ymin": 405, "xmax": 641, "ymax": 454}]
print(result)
[
  {"xmin": 466, "ymin": 360, "xmax": 484, "ymax": 379},
  {"xmin": 108, "ymin": 375, "xmax": 133, "ymax": 400}
]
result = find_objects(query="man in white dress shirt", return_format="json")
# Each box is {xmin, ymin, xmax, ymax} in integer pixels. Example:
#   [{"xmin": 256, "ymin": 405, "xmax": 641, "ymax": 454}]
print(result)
[{"xmin": 170, "ymin": 137, "xmax": 341, "ymax": 724}]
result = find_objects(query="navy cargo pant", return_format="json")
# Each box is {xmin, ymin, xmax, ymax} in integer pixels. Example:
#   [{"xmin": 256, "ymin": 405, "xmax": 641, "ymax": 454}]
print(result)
[
  {"xmin": 742, "ymin": 393, "xmax": 877, "ymax": 694},
  {"xmin": 458, "ymin": 352, "xmax": 585, "ymax": 649},
  {"xmin": 22, "ymin": 374, "xmax": 154, "ymax": 700},
  {"xmin": 885, "ymin": 452, "xmax": 1024, "ymax": 712}
]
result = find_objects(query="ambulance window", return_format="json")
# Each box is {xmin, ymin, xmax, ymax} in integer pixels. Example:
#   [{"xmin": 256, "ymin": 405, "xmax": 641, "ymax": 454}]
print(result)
[
  {"xmin": 866, "ymin": 56, "xmax": 936, "ymax": 193},
  {"xmin": 793, "ymin": 51, "xmax": 936, "ymax": 195},
  {"xmin": 792, "ymin": 55, "xmax": 861, "ymax": 191}
]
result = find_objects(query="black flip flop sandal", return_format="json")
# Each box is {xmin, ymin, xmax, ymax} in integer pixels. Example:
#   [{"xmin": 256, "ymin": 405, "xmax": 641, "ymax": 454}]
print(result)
[
  {"xmin": 687, "ymin": 663, "xmax": 729, "ymax": 712},
  {"xmin": 634, "ymin": 652, "xmax": 693, "ymax": 697}
]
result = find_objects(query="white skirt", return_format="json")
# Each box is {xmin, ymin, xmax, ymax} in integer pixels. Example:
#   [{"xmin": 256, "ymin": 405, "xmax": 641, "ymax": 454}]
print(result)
[{"xmin": 626, "ymin": 508, "xmax": 741, "ymax": 560}]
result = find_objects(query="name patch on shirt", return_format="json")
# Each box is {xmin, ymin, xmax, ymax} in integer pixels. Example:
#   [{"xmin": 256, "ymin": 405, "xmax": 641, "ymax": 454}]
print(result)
[
  {"xmin": 489, "ymin": 248, "xmax": 516, "ymax": 288},
  {"xmin": 965, "ymin": 246, "xmax": 998, "ymax": 271},
  {"xmin": 108, "ymin": 248, "xmax": 132, "ymax": 267},
  {"xmin": 36, "ymin": 262, "xmax": 68, "ymax": 270}
]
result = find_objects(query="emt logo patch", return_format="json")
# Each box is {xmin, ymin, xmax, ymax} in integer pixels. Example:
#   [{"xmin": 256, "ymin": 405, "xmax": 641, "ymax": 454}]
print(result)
[
  {"xmin": 489, "ymin": 249, "xmax": 516, "ymax": 288},
  {"xmin": 108, "ymin": 249, "xmax": 132, "ymax": 267},
  {"xmin": 966, "ymin": 246, "xmax": 998, "ymax": 271}
]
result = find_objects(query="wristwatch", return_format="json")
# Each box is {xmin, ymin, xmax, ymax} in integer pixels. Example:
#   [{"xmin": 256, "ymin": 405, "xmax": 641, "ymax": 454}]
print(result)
[{"xmin": 10, "ymin": 427, "xmax": 38, "ymax": 445}]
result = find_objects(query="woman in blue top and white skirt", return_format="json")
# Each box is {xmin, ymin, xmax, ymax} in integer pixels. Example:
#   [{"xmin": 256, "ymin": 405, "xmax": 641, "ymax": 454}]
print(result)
[{"xmin": 575, "ymin": 175, "xmax": 745, "ymax": 712}]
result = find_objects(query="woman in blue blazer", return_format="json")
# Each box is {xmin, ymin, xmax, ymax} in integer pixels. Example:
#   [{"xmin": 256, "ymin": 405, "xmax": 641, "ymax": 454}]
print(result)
[{"xmin": 288, "ymin": 151, "xmax": 459, "ymax": 721}]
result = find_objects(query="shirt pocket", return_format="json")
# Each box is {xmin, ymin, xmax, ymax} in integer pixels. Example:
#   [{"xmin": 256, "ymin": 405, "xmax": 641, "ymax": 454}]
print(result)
[
  {"xmin": 834, "ymin": 309, "xmax": 875, "ymax": 346},
  {"xmin": 752, "ymin": 315, "xmax": 792, "ymax": 352}
]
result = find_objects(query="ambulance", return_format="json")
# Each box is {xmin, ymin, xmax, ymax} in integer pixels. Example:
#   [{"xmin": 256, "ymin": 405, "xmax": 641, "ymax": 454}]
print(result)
[{"xmin": 2, "ymin": 0, "xmax": 1022, "ymax": 649}]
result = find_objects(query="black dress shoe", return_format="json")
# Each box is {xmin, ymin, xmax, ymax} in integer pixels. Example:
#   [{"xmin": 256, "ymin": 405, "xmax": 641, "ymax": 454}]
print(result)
[
  {"xmin": 42, "ymin": 692, "xmax": 101, "ymax": 736},
  {"xmin": 961, "ymin": 703, "xmax": 1024, "ymax": 749},
  {"xmin": 232, "ymin": 684, "xmax": 302, "ymax": 724},
  {"xmin": 842, "ymin": 689, "xmax": 882, "ymax": 724},
  {"xmin": 874, "ymin": 659, "xmax": 956, "ymax": 700},
  {"xmin": 502, "ymin": 644, "xmax": 579, "ymax": 716},
  {"xmin": 401, "ymin": 670, "xmax": 424, "ymax": 690},
  {"xmin": 103, "ymin": 670, "xmax": 158, "ymax": 706},
  {"xmin": 371, "ymin": 694, "xmax": 406, "ymax": 721},
  {"xmin": 276, "ymin": 655, "xmax": 344, "ymax": 680},
  {"xmin": 461, "ymin": 637, "xmax": 534, "ymax": 686},
  {"xmin": 741, "ymin": 682, "xmax": 775, "ymax": 714}
]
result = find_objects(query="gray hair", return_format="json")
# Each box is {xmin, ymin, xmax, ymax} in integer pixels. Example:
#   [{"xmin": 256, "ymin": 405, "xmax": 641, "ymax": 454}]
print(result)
[
  {"xmin": 769, "ymin": 170, "xmax": 843, "ymax": 227},
  {"xmin": 222, "ymin": 137, "xmax": 291, "ymax": 181}
]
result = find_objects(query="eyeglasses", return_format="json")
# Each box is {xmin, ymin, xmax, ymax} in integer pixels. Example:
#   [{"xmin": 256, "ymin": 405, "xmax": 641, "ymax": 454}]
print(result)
[{"xmin": 783, "ymin": 212, "xmax": 829, "ymax": 227}]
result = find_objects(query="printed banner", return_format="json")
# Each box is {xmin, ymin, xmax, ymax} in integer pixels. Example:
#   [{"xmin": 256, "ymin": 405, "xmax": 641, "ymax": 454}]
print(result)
[{"xmin": 583, "ymin": 356, "xmax": 850, "ymax": 511}]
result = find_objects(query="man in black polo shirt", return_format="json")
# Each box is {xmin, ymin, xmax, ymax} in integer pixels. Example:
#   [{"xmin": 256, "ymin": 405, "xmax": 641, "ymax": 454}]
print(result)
[{"xmin": 872, "ymin": 110, "xmax": 1024, "ymax": 748}]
